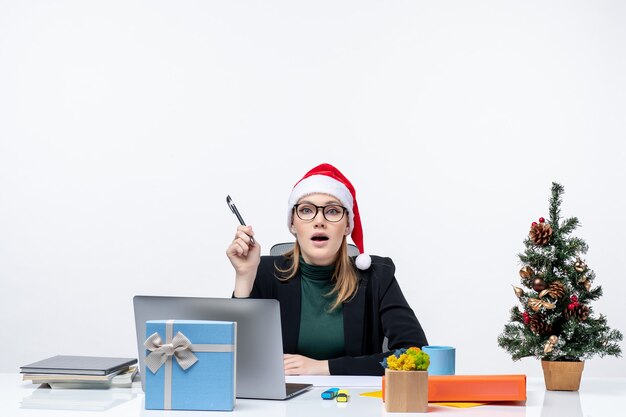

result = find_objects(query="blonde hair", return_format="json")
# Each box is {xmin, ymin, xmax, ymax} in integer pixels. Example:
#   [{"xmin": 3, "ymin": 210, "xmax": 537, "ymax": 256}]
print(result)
[{"xmin": 276, "ymin": 236, "xmax": 359, "ymax": 311}]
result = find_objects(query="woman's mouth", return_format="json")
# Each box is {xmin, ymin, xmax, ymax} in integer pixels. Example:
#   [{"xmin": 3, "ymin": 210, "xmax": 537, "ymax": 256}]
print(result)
[{"xmin": 311, "ymin": 234, "xmax": 329, "ymax": 242}]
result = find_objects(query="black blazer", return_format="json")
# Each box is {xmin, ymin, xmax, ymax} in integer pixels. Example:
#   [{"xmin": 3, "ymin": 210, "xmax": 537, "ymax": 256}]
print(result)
[{"xmin": 247, "ymin": 255, "xmax": 428, "ymax": 375}]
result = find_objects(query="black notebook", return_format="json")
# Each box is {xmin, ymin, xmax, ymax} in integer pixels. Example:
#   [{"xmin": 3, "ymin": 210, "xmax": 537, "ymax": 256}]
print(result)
[{"xmin": 20, "ymin": 355, "xmax": 137, "ymax": 376}]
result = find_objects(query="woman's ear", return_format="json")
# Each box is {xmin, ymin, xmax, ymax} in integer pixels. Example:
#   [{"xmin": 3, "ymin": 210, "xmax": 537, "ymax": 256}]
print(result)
[
  {"xmin": 290, "ymin": 225, "xmax": 297, "ymax": 234},
  {"xmin": 345, "ymin": 226, "xmax": 350, "ymax": 236}
]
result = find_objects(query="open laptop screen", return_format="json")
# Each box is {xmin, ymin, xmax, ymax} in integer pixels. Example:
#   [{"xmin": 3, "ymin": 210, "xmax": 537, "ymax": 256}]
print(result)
[{"xmin": 133, "ymin": 296, "xmax": 311, "ymax": 400}]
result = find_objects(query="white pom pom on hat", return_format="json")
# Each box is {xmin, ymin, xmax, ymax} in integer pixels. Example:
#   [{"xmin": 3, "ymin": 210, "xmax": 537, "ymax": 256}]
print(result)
[{"xmin": 287, "ymin": 163, "xmax": 371, "ymax": 270}]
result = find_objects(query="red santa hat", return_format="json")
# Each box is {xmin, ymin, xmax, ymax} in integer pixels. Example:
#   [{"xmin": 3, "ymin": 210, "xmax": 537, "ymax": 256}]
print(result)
[{"xmin": 287, "ymin": 163, "xmax": 371, "ymax": 270}]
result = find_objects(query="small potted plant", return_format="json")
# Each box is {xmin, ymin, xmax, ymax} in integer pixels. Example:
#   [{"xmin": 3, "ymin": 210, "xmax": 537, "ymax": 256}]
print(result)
[{"xmin": 381, "ymin": 347, "xmax": 430, "ymax": 413}]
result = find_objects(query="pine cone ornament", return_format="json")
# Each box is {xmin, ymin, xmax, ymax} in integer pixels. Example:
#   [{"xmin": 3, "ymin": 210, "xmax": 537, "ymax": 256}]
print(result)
[
  {"xmin": 576, "ymin": 305, "xmax": 590, "ymax": 320},
  {"xmin": 539, "ymin": 281, "xmax": 566, "ymax": 300},
  {"xmin": 529, "ymin": 222, "xmax": 553, "ymax": 246},
  {"xmin": 529, "ymin": 313, "xmax": 552, "ymax": 335},
  {"xmin": 564, "ymin": 306, "xmax": 576, "ymax": 320},
  {"xmin": 564, "ymin": 304, "xmax": 590, "ymax": 321}
]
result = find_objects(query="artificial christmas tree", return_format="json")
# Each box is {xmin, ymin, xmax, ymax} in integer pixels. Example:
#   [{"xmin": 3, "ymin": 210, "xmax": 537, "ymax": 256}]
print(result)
[{"xmin": 498, "ymin": 183, "xmax": 622, "ymax": 390}]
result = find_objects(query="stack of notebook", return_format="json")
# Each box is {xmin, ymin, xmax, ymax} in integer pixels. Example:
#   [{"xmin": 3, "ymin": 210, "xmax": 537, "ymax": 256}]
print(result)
[{"xmin": 21, "ymin": 355, "xmax": 138, "ymax": 389}]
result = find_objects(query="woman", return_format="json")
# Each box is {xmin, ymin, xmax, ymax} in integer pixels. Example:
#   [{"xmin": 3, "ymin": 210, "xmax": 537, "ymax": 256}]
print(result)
[{"xmin": 226, "ymin": 163, "xmax": 428, "ymax": 376}]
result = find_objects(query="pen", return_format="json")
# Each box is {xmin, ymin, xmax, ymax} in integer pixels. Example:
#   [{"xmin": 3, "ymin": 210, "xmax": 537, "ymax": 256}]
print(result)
[{"xmin": 226, "ymin": 195, "xmax": 256, "ymax": 246}]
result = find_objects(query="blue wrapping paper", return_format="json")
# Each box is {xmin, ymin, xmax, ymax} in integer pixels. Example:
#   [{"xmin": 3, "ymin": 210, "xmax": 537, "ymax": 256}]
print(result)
[{"xmin": 144, "ymin": 320, "xmax": 236, "ymax": 411}]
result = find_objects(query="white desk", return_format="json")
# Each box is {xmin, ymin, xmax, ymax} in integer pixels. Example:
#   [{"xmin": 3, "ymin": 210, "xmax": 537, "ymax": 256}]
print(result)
[{"xmin": 2, "ymin": 374, "xmax": 625, "ymax": 417}]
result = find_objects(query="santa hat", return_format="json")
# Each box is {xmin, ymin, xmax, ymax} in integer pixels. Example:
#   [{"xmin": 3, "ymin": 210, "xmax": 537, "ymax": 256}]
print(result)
[{"xmin": 287, "ymin": 163, "xmax": 371, "ymax": 270}]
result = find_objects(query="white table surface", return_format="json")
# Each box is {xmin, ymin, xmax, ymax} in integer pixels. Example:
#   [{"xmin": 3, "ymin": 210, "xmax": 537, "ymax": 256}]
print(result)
[{"xmin": 2, "ymin": 373, "xmax": 625, "ymax": 417}]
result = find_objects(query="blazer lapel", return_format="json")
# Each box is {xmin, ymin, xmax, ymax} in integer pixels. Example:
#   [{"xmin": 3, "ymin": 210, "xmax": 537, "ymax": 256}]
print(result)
[
  {"xmin": 277, "ymin": 274, "xmax": 301, "ymax": 353},
  {"xmin": 343, "ymin": 274, "xmax": 367, "ymax": 356}
]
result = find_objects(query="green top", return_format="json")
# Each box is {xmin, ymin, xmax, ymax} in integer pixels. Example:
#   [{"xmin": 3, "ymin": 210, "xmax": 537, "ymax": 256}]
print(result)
[{"xmin": 297, "ymin": 259, "xmax": 345, "ymax": 360}]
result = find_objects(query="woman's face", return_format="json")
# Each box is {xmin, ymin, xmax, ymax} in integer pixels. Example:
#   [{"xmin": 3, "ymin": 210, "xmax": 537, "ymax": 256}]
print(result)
[{"xmin": 291, "ymin": 193, "xmax": 350, "ymax": 266}]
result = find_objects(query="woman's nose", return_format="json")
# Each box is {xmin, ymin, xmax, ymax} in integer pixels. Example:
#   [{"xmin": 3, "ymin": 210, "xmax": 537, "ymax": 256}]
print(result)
[{"xmin": 312, "ymin": 208, "xmax": 326, "ymax": 226}]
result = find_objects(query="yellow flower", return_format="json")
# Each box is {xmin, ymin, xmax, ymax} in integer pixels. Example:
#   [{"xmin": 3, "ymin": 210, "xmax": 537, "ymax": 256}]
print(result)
[
  {"xmin": 402, "ymin": 354, "xmax": 416, "ymax": 371},
  {"xmin": 386, "ymin": 355, "xmax": 400, "ymax": 370},
  {"xmin": 388, "ymin": 353, "xmax": 417, "ymax": 371}
]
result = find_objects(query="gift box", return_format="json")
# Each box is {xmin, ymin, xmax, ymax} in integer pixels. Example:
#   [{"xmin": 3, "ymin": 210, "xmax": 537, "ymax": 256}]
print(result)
[{"xmin": 144, "ymin": 320, "xmax": 236, "ymax": 411}]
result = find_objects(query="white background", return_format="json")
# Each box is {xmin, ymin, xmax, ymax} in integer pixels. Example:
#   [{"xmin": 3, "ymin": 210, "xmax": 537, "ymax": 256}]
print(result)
[{"xmin": 1, "ymin": 1, "xmax": 624, "ymax": 377}]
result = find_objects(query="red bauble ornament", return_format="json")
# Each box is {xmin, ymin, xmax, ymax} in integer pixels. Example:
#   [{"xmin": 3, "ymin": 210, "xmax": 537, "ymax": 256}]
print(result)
[
  {"xmin": 571, "ymin": 295, "xmax": 578, "ymax": 303},
  {"xmin": 539, "ymin": 217, "xmax": 545, "ymax": 223},
  {"xmin": 532, "ymin": 221, "xmax": 538, "ymax": 226},
  {"xmin": 568, "ymin": 303, "xmax": 576, "ymax": 310},
  {"xmin": 522, "ymin": 312, "xmax": 530, "ymax": 324}
]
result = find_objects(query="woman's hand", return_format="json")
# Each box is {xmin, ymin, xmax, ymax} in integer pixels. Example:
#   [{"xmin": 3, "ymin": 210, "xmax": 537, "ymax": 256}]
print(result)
[
  {"xmin": 226, "ymin": 225, "xmax": 261, "ymax": 297},
  {"xmin": 283, "ymin": 354, "xmax": 330, "ymax": 375}
]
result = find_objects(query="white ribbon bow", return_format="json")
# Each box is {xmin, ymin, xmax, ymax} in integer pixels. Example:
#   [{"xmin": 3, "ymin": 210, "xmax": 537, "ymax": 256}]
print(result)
[{"xmin": 144, "ymin": 331, "xmax": 198, "ymax": 373}]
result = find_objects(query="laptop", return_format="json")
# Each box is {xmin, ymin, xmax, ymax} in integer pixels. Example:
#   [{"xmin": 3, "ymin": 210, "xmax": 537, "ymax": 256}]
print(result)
[{"xmin": 133, "ymin": 295, "xmax": 312, "ymax": 400}]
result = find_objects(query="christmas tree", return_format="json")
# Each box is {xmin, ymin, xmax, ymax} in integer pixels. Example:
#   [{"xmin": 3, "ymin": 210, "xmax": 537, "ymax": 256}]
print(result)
[{"xmin": 498, "ymin": 183, "xmax": 622, "ymax": 361}]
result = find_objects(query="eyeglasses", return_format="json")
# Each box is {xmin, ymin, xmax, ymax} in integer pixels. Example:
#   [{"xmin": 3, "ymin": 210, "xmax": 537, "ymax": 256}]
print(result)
[{"xmin": 293, "ymin": 203, "xmax": 347, "ymax": 223}]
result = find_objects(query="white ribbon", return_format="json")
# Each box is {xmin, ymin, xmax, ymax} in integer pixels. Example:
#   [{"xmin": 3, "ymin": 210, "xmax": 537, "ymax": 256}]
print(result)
[{"xmin": 144, "ymin": 331, "xmax": 198, "ymax": 373}]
